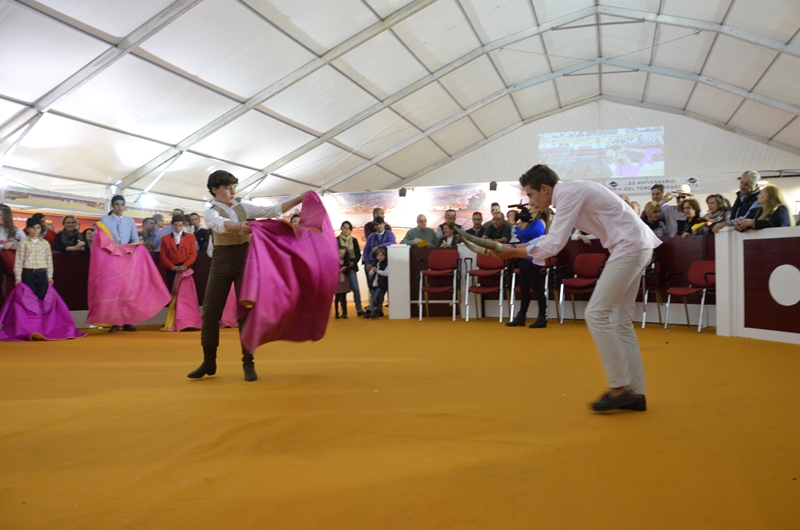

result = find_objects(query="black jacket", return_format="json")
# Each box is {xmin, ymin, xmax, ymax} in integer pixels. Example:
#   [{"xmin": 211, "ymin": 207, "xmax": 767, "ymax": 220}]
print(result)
[
  {"xmin": 730, "ymin": 188, "xmax": 761, "ymax": 220},
  {"xmin": 745, "ymin": 204, "xmax": 792, "ymax": 229}
]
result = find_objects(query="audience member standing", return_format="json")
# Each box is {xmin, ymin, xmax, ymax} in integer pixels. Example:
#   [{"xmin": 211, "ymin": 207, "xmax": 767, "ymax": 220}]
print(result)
[
  {"xmin": 401, "ymin": 215, "xmax": 438, "ymax": 246},
  {"xmin": 465, "ymin": 212, "xmax": 485, "ymax": 238},
  {"xmin": 506, "ymin": 207, "xmax": 550, "ymax": 329},
  {"xmin": 705, "ymin": 194, "xmax": 731, "ymax": 229},
  {"xmin": 189, "ymin": 213, "xmax": 210, "ymax": 253},
  {"xmin": 363, "ymin": 216, "xmax": 395, "ymax": 317},
  {"xmin": 54, "ymin": 215, "xmax": 86, "ymax": 253},
  {"xmin": 366, "ymin": 248, "xmax": 389, "ymax": 319},
  {"xmin": 712, "ymin": 170, "xmax": 762, "ymax": 233},
  {"xmin": 642, "ymin": 201, "xmax": 667, "ymax": 237},
  {"xmin": 0, "ymin": 204, "xmax": 25, "ymax": 250},
  {"xmin": 13, "ymin": 217, "xmax": 53, "ymax": 301},
  {"xmin": 334, "ymin": 247, "xmax": 351, "ymax": 319},
  {"xmin": 337, "ymin": 221, "xmax": 364, "ymax": 316},
  {"xmin": 483, "ymin": 212, "xmax": 512, "ymax": 243},
  {"xmin": 436, "ymin": 209, "xmax": 462, "ymax": 238},
  {"xmin": 659, "ymin": 185, "xmax": 693, "ymax": 236},
  {"xmin": 364, "ymin": 207, "xmax": 391, "ymax": 238},
  {"xmin": 736, "ymin": 184, "xmax": 795, "ymax": 230},
  {"xmin": 30, "ymin": 213, "xmax": 56, "ymax": 249},
  {"xmin": 152, "ymin": 214, "xmax": 173, "ymax": 252}
]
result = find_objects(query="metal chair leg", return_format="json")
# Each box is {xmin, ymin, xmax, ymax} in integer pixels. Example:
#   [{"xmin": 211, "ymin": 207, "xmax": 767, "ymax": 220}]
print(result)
[
  {"xmin": 465, "ymin": 272, "xmax": 471, "ymax": 322},
  {"xmin": 509, "ymin": 271, "xmax": 516, "ymax": 321},
  {"xmin": 418, "ymin": 272, "xmax": 423, "ymax": 322},
  {"xmin": 641, "ymin": 287, "xmax": 649, "ymax": 329},
  {"xmin": 451, "ymin": 273, "xmax": 457, "ymax": 322},
  {"xmin": 698, "ymin": 288, "xmax": 707, "ymax": 333},
  {"xmin": 683, "ymin": 298, "xmax": 690, "ymax": 327},
  {"xmin": 664, "ymin": 294, "xmax": 671, "ymax": 329},
  {"xmin": 559, "ymin": 284, "xmax": 565, "ymax": 324}
]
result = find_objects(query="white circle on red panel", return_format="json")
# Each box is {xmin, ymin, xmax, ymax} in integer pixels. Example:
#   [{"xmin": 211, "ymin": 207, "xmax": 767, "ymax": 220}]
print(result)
[{"xmin": 768, "ymin": 264, "xmax": 800, "ymax": 307}]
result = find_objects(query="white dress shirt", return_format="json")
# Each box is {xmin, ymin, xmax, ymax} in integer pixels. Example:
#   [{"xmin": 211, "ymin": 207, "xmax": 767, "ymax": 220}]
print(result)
[
  {"xmin": 203, "ymin": 200, "xmax": 283, "ymax": 234},
  {"xmin": 527, "ymin": 180, "xmax": 661, "ymax": 265}
]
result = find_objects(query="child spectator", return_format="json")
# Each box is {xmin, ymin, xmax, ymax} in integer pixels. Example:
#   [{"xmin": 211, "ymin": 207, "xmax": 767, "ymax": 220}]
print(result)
[
  {"xmin": 14, "ymin": 217, "xmax": 53, "ymax": 300},
  {"xmin": 334, "ymin": 247, "xmax": 351, "ymax": 319},
  {"xmin": 159, "ymin": 214, "xmax": 197, "ymax": 292},
  {"xmin": 365, "ymin": 247, "xmax": 388, "ymax": 319}
]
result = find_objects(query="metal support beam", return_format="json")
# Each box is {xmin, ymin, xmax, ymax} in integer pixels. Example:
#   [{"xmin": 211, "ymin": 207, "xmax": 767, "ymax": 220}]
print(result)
[
  {"xmin": 0, "ymin": 0, "xmax": 202, "ymax": 143},
  {"xmin": 320, "ymin": 53, "xmax": 800, "ymax": 192},
  {"xmin": 600, "ymin": 58, "xmax": 800, "ymax": 116},
  {"xmin": 597, "ymin": 5, "xmax": 800, "ymax": 59},
  {"xmin": 0, "ymin": 113, "xmax": 42, "ymax": 169},
  {"xmin": 395, "ymin": 94, "xmax": 800, "ymax": 190},
  {"xmin": 238, "ymin": 6, "xmax": 597, "ymax": 195},
  {"xmin": 117, "ymin": 0, "xmax": 440, "ymax": 191},
  {"xmin": 316, "ymin": 60, "xmax": 601, "ymax": 192}
]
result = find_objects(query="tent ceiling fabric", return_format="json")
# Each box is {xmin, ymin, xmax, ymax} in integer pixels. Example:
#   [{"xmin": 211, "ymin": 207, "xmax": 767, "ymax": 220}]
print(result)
[{"xmin": 2, "ymin": 0, "xmax": 800, "ymax": 206}]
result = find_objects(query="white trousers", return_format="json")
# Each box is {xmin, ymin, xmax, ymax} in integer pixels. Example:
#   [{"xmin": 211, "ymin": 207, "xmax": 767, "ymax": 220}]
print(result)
[{"xmin": 584, "ymin": 249, "xmax": 652, "ymax": 394}]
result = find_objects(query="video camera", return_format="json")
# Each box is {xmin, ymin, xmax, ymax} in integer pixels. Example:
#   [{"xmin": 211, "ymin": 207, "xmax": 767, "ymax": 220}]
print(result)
[{"xmin": 508, "ymin": 202, "xmax": 532, "ymax": 223}]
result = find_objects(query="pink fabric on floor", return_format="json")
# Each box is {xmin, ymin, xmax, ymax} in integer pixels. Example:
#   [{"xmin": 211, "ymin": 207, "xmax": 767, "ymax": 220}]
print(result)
[
  {"xmin": 239, "ymin": 192, "xmax": 339, "ymax": 353},
  {"xmin": 170, "ymin": 270, "xmax": 201, "ymax": 331},
  {"xmin": 0, "ymin": 283, "xmax": 85, "ymax": 341},
  {"xmin": 220, "ymin": 286, "xmax": 239, "ymax": 328},
  {"xmin": 87, "ymin": 224, "xmax": 171, "ymax": 326}
]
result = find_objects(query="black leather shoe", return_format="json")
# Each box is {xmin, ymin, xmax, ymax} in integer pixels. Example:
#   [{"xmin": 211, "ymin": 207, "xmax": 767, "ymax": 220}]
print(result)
[
  {"xmin": 335, "ymin": 314, "xmax": 341, "ymax": 319},
  {"xmin": 506, "ymin": 318, "xmax": 525, "ymax": 327},
  {"xmin": 342, "ymin": 314, "xmax": 348, "ymax": 319},
  {"xmin": 122, "ymin": 324, "xmax": 137, "ymax": 332},
  {"xmin": 357, "ymin": 311, "xmax": 364, "ymax": 317},
  {"xmin": 529, "ymin": 319, "xmax": 546, "ymax": 328},
  {"xmin": 109, "ymin": 325, "xmax": 120, "ymax": 333},
  {"xmin": 187, "ymin": 362, "xmax": 216, "ymax": 379},
  {"xmin": 590, "ymin": 391, "xmax": 643, "ymax": 412}
]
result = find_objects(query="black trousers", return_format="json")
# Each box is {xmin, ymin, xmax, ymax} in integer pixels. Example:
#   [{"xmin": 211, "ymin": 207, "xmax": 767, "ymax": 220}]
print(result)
[
  {"xmin": 22, "ymin": 268, "xmax": 48, "ymax": 301},
  {"xmin": 517, "ymin": 260, "xmax": 547, "ymax": 319},
  {"xmin": 200, "ymin": 244, "xmax": 249, "ymax": 353},
  {"xmin": 165, "ymin": 262, "xmax": 185, "ymax": 293}
]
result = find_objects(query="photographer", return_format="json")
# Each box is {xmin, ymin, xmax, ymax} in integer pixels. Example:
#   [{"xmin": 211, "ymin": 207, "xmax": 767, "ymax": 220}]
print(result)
[{"xmin": 506, "ymin": 205, "xmax": 551, "ymax": 329}]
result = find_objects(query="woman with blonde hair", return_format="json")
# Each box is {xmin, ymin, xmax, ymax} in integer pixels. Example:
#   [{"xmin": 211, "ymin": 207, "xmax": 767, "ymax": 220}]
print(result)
[{"xmin": 736, "ymin": 184, "xmax": 795, "ymax": 230}]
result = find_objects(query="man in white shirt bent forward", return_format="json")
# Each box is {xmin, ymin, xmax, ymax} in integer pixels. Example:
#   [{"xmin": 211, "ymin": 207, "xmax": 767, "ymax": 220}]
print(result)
[{"xmin": 491, "ymin": 164, "xmax": 661, "ymax": 412}]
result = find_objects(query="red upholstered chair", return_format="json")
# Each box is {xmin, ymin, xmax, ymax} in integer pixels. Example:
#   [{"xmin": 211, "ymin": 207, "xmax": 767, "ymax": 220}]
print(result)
[
  {"xmin": 509, "ymin": 257, "xmax": 558, "ymax": 321},
  {"xmin": 665, "ymin": 260, "xmax": 715, "ymax": 332},
  {"xmin": 464, "ymin": 253, "xmax": 506, "ymax": 322},
  {"xmin": 639, "ymin": 259, "xmax": 662, "ymax": 329},
  {"xmin": 558, "ymin": 253, "xmax": 606, "ymax": 324},
  {"xmin": 418, "ymin": 249, "xmax": 460, "ymax": 321}
]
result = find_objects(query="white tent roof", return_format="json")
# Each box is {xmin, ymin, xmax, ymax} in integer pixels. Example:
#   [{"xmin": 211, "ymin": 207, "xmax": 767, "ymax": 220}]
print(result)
[{"xmin": 2, "ymin": 0, "xmax": 800, "ymax": 209}]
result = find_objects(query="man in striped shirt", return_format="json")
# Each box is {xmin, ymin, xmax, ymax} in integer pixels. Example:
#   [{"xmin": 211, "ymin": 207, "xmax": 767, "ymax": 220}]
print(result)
[{"xmin": 14, "ymin": 217, "xmax": 53, "ymax": 300}]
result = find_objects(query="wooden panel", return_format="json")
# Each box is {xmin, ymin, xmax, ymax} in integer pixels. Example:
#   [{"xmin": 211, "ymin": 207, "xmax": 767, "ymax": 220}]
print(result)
[{"xmin": 743, "ymin": 238, "xmax": 800, "ymax": 333}]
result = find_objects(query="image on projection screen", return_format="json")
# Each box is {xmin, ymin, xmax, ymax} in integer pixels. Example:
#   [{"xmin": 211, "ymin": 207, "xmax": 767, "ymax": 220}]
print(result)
[{"xmin": 539, "ymin": 126, "xmax": 664, "ymax": 179}]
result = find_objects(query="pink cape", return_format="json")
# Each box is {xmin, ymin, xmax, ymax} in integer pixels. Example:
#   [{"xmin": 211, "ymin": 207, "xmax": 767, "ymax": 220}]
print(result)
[
  {"xmin": 162, "ymin": 269, "xmax": 202, "ymax": 332},
  {"xmin": 239, "ymin": 192, "xmax": 339, "ymax": 353},
  {"xmin": 220, "ymin": 286, "xmax": 239, "ymax": 328},
  {"xmin": 0, "ymin": 283, "xmax": 85, "ymax": 341},
  {"xmin": 87, "ymin": 224, "xmax": 171, "ymax": 326}
]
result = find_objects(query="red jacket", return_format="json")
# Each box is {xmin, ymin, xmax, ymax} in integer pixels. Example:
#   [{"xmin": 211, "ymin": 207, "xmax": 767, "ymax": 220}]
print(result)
[{"xmin": 159, "ymin": 232, "xmax": 197, "ymax": 270}]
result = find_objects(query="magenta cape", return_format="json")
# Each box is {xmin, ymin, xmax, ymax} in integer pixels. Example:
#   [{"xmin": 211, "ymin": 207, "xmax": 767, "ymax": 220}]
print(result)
[
  {"xmin": 0, "ymin": 283, "xmax": 85, "ymax": 341},
  {"xmin": 162, "ymin": 270, "xmax": 202, "ymax": 332},
  {"xmin": 239, "ymin": 192, "xmax": 339, "ymax": 353},
  {"xmin": 87, "ymin": 224, "xmax": 171, "ymax": 326}
]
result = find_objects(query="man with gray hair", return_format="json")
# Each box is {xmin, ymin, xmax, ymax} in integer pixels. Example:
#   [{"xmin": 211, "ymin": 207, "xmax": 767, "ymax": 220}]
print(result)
[
  {"xmin": 711, "ymin": 170, "xmax": 762, "ymax": 233},
  {"xmin": 401, "ymin": 214, "xmax": 438, "ymax": 246}
]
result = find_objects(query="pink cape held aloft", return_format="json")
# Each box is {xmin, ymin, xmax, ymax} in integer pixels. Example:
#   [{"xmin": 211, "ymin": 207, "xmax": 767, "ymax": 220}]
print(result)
[
  {"xmin": 87, "ymin": 223, "xmax": 171, "ymax": 326},
  {"xmin": 0, "ymin": 283, "xmax": 85, "ymax": 341},
  {"xmin": 239, "ymin": 192, "xmax": 339, "ymax": 353}
]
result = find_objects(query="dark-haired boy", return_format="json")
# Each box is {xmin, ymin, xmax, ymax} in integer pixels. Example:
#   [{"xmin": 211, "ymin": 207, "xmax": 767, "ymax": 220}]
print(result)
[
  {"xmin": 159, "ymin": 214, "xmax": 197, "ymax": 292},
  {"xmin": 490, "ymin": 164, "xmax": 661, "ymax": 412},
  {"xmin": 14, "ymin": 217, "xmax": 53, "ymax": 300},
  {"xmin": 188, "ymin": 170, "xmax": 307, "ymax": 382},
  {"xmin": 99, "ymin": 195, "xmax": 140, "ymax": 333}
]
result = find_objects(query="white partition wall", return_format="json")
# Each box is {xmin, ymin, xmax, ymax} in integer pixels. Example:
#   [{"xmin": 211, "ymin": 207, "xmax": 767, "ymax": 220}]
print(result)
[{"xmin": 716, "ymin": 227, "xmax": 800, "ymax": 345}]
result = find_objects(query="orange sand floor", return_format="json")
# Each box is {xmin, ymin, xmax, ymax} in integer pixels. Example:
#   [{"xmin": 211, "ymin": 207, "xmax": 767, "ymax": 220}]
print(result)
[{"xmin": 1, "ymin": 313, "xmax": 799, "ymax": 529}]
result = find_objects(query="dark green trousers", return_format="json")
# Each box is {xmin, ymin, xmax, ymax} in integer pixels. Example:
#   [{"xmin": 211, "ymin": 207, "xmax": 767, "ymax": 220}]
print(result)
[{"xmin": 200, "ymin": 243, "xmax": 250, "ymax": 353}]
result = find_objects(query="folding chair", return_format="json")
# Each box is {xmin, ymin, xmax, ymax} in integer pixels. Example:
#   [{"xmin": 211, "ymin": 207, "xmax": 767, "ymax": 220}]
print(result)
[
  {"xmin": 465, "ymin": 253, "xmax": 506, "ymax": 322},
  {"xmin": 664, "ymin": 260, "xmax": 715, "ymax": 332},
  {"xmin": 418, "ymin": 249, "xmax": 460, "ymax": 321},
  {"xmin": 558, "ymin": 253, "xmax": 606, "ymax": 324},
  {"xmin": 639, "ymin": 259, "xmax": 662, "ymax": 329}
]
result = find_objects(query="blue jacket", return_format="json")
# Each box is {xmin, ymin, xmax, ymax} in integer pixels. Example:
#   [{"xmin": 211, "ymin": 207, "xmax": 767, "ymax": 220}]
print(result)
[{"xmin": 515, "ymin": 220, "xmax": 546, "ymax": 262}]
